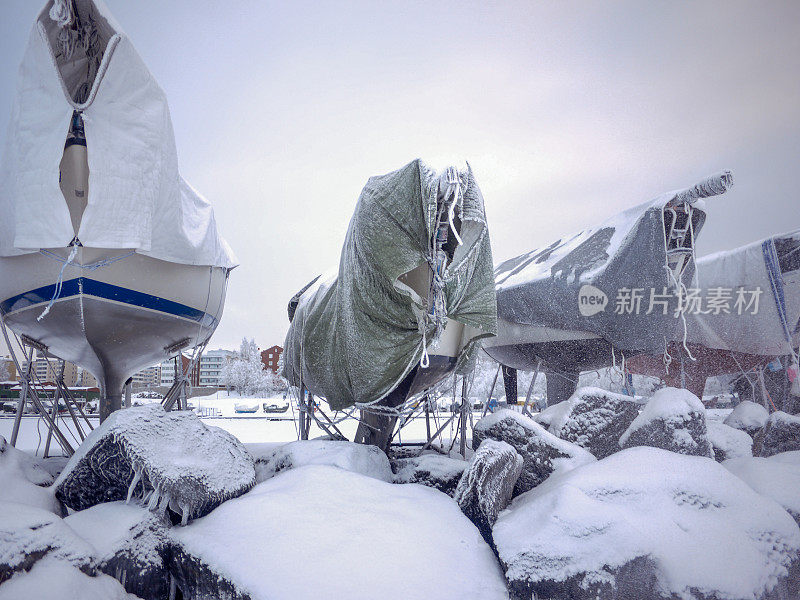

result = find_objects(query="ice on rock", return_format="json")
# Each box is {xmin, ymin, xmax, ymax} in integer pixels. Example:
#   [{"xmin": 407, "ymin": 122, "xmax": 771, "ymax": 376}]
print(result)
[
  {"xmin": 454, "ymin": 440, "xmax": 523, "ymax": 549},
  {"xmin": 54, "ymin": 404, "xmax": 255, "ymax": 521},
  {"xmin": 707, "ymin": 421, "xmax": 753, "ymax": 462},
  {"xmin": 65, "ymin": 501, "xmax": 171, "ymax": 600},
  {"xmin": 391, "ymin": 453, "xmax": 467, "ymax": 496},
  {"xmin": 493, "ymin": 447, "xmax": 800, "ymax": 600},
  {"xmin": 0, "ymin": 436, "xmax": 60, "ymax": 514},
  {"xmin": 545, "ymin": 387, "xmax": 641, "ymax": 458},
  {"xmin": 724, "ymin": 400, "xmax": 770, "ymax": 437},
  {"xmin": 252, "ymin": 439, "xmax": 393, "ymax": 483},
  {"xmin": 0, "ymin": 558, "xmax": 140, "ymax": 600},
  {"xmin": 473, "ymin": 409, "xmax": 595, "ymax": 496},
  {"xmin": 619, "ymin": 387, "xmax": 714, "ymax": 458},
  {"xmin": 754, "ymin": 411, "xmax": 800, "ymax": 457},
  {"xmin": 169, "ymin": 465, "xmax": 508, "ymax": 600},
  {"xmin": 0, "ymin": 502, "xmax": 95, "ymax": 585}
]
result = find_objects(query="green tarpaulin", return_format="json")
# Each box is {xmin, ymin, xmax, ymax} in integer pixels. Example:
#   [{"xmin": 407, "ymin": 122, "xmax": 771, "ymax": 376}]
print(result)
[{"xmin": 283, "ymin": 159, "xmax": 496, "ymax": 410}]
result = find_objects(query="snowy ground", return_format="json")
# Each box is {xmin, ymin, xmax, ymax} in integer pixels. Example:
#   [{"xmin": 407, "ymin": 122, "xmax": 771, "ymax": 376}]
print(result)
[
  {"xmin": 0, "ymin": 394, "xmax": 733, "ymax": 455},
  {"xmin": 0, "ymin": 404, "xmax": 486, "ymax": 454}
]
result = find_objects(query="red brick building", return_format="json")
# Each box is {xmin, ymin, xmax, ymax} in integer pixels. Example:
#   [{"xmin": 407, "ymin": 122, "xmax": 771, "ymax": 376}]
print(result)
[{"xmin": 261, "ymin": 345, "xmax": 283, "ymax": 373}]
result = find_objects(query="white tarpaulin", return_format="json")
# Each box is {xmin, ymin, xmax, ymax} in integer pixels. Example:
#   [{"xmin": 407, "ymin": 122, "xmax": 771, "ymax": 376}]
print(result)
[
  {"xmin": 688, "ymin": 230, "xmax": 800, "ymax": 356},
  {"xmin": 0, "ymin": 0, "xmax": 236, "ymax": 269}
]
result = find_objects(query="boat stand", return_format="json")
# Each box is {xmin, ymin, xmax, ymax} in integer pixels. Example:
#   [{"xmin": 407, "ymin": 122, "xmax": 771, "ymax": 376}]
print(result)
[
  {"xmin": 2, "ymin": 320, "xmax": 93, "ymax": 457},
  {"xmin": 162, "ymin": 343, "xmax": 207, "ymax": 412}
]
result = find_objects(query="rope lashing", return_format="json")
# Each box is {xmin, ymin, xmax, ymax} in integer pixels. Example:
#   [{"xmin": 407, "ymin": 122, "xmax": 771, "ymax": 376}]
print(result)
[
  {"xmin": 445, "ymin": 166, "xmax": 463, "ymax": 247},
  {"xmin": 37, "ymin": 245, "xmax": 79, "ymax": 322}
]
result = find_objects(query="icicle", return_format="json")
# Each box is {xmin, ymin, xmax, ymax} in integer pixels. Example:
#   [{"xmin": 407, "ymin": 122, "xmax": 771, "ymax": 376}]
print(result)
[
  {"xmin": 126, "ymin": 466, "xmax": 142, "ymax": 504},
  {"xmin": 147, "ymin": 484, "xmax": 161, "ymax": 511},
  {"xmin": 180, "ymin": 500, "xmax": 190, "ymax": 526},
  {"xmin": 158, "ymin": 490, "xmax": 171, "ymax": 513},
  {"xmin": 169, "ymin": 575, "xmax": 177, "ymax": 600}
]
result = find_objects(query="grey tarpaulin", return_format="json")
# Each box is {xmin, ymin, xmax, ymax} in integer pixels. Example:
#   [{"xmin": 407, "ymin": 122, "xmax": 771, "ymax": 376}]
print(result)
[
  {"xmin": 491, "ymin": 172, "xmax": 733, "ymax": 356},
  {"xmin": 282, "ymin": 159, "xmax": 497, "ymax": 410}
]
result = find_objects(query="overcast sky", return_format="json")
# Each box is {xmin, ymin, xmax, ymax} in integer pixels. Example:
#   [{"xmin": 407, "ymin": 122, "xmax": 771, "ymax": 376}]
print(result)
[{"xmin": 1, "ymin": 0, "xmax": 798, "ymax": 354}]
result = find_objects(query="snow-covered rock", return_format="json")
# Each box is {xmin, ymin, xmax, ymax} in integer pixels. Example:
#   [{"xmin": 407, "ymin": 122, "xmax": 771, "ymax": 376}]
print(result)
[
  {"xmin": 724, "ymin": 400, "xmax": 770, "ymax": 437},
  {"xmin": 54, "ymin": 404, "xmax": 255, "ymax": 523},
  {"xmin": 0, "ymin": 437, "xmax": 60, "ymax": 514},
  {"xmin": 754, "ymin": 411, "xmax": 800, "ymax": 457},
  {"xmin": 619, "ymin": 387, "xmax": 713, "ymax": 458},
  {"xmin": 454, "ymin": 440, "xmax": 523, "ymax": 549},
  {"xmin": 0, "ymin": 558, "xmax": 139, "ymax": 600},
  {"xmin": 532, "ymin": 401, "xmax": 572, "ymax": 430},
  {"xmin": 169, "ymin": 465, "xmax": 508, "ymax": 600},
  {"xmin": 473, "ymin": 409, "xmax": 595, "ymax": 496},
  {"xmin": 707, "ymin": 420, "xmax": 753, "ymax": 462},
  {"xmin": 0, "ymin": 436, "xmax": 53, "ymax": 485},
  {"xmin": 65, "ymin": 502, "xmax": 170, "ymax": 600},
  {"xmin": 0, "ymin": 503, "xmax": 94, "ymax": 585},
  {"xmin": 252, "ymin": 440, "xmax": 393, "ymax": 483},
  {"xmin": 493, "ymin": 447, "xmax": 800, "ymax": 600},
  {"xmin": 772, "ymin": 450, "xmax": 800, "ymax": 465},
  {"xmin": 546, "ymin": 387, "xmax": 641, "ymax": 458},
  {"xmin": 391, "ymin": 453, "xmax": 466, "ymax": 496},
  {"xmin": 724, "ymin": 455, "xmax": 800, "ymax": 525}
]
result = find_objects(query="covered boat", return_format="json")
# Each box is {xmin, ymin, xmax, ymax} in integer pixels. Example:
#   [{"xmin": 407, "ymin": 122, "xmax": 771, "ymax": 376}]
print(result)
[
  {"xmin": 484, "ymin": 172, "xmax": 733, "ymax": 405},
  {"xmin": 282, "ymin": 159, "xmax": 496, "ymax": 447},
  {"xmin": 0, "ymin": 0, "xmax": 236, "ymax": 420},
  {"xmin": 626, "ymin": 229, "xmax": 800, "ymax": 407}
]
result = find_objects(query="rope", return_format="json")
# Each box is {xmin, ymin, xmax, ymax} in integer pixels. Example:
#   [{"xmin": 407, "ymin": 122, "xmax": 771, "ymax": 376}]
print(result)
[
  {"xmin": 39, "ymin": 248, "xmax": 135, "ymax": 271},
  {"xmin": 37, "ymin": 245, "xmax": 79, "ymax": 321}
]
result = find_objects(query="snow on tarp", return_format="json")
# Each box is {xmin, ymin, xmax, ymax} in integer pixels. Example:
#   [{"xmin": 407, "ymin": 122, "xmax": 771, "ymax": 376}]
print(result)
[
  {"xmin": 687, "ymin": 230, "xmax": 800, "ymax": 356},
  {"xmin": 488, "ymin": 173, "xmax": 731, "ymax": 356},
  {"xmin": 0, "ymin": 557, "xmax": 139, "ymax": 600},
  {"xmin": 251, "ymin": 440, "xmax": 393, "ymax": 484},
  {"xmin": 0, "ymin": 436, "xmax": 60, "ymax": 515},
  {"xmin": 724, "ymin": 455, "xmax": 800, "ymax": 525},
  {"xmin": 493, "ymin": 447, "xmax": 800, "ymax": 600},
  {"xmin": 54, "ymin": 404, "xmax": 255, "ymax": 522},
  {"xmin": 169, "ymin": 464, "xmax": 509, "ymax": 600},
  {"xmin": 0, "ymin": 0, "xmax": 236, "ymax": 268},
  {"xmin": 283, "ymin": 159, "xmax": 496, "ymax": 410},
  {"xmin": 619, "ymin": 387, "xmax": 714, "ymax": 457},
  {"xmin": 0, "ymin": 502, "xmax": 95, "ymax": 584}
]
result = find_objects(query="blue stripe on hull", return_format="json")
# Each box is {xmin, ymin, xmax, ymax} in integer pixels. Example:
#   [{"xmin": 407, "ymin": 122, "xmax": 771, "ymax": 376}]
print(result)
[{"xmin": 0, "ymin": 277, "xmax": 215, "ymax": 326}]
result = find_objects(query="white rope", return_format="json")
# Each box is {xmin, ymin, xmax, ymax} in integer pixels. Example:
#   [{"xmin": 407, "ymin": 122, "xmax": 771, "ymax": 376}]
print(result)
[
  {"xmin": 445, "ymin": 167, "xmax": 463, "ymax": 247},
  {"xmin": 37, "ymin": 245, "xmax": 79, "ymax": 322}
]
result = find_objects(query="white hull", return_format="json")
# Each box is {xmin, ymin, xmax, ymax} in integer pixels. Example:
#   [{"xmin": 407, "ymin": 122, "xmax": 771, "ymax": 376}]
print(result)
[{"xmin": 0, "ymin": 246, "xmax": 227, "ymax": 416}]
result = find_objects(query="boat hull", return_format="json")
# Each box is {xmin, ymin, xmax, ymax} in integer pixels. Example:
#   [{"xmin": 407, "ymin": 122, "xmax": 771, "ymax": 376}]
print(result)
[{"xmin": 0, "ymin": 247, "xmax": 228, "ymax": 419}]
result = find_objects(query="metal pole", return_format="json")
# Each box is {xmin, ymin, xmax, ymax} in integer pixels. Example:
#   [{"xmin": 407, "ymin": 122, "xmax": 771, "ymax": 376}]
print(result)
[
  {"xmin": 482, "ymin": 363, "xmax": 501, "ymax": 417},
  {"xmin": 522, "ymin": 358, "xmax": 542, "ymax": 417},
  {"xmin": 43, "ymin": 361, "xmax": 66, "ymax": 458},
  {"xmin": 459, "ymin": 377, "xmax": 469, "ymax": 457},
  {"xmin": 424, "ymin": 394, "xmax": 432, "ymax": 444},
  {"xmin": 10, "ymin": 346, "xmax": 33, "ymax": 447}
]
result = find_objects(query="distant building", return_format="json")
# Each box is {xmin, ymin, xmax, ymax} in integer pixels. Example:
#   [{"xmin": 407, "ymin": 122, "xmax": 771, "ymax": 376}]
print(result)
[
  {"xmin": 198, "ymin": 349, "xmax": 234, "ymax": 386},
  {"xmin": 160, "ymin": 349, "xmax": 234, "ymax": 388},
  {"xmin": 261, "ymin": 345, "xmax": 283, "ymax": 374},
  {"xmin": 21, "ymin": 354, "xmax": 78, "ymax": 386},
  {"xmin": 79, "ymin": 369, "xmax": 98, "ymax": 388},
  {"xmin": 131, "ymin": 365, "xmax": 160, "ymax": 388}
]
